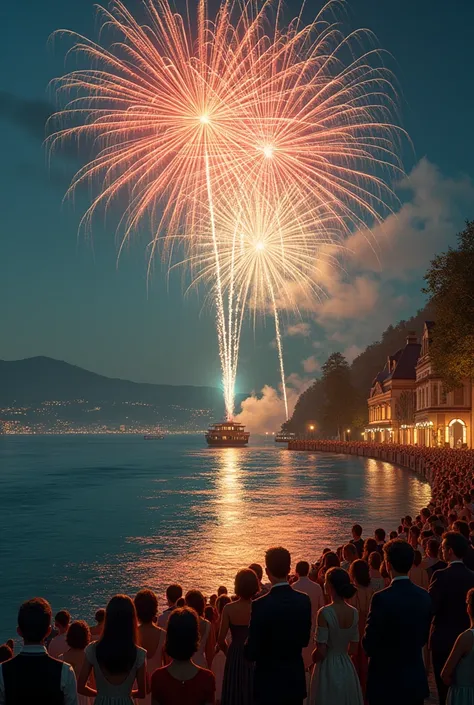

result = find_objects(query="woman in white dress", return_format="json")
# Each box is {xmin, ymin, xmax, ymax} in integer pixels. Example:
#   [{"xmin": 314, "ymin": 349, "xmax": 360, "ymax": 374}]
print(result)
[
  {"xmin": 310, "ymin": 567, "xmax": 364, "ymax": 705},
  {"xmin": 61, "ymin": 620, "xmax": 93, "ymax": 705},
  {"xmin": 185, "ymin": 590, "xmax": 213, "ymax": 668},
  {"xmin": 134, "ymin": 590, "xmax": 166, "ymax": 705},
  {"xmin": 77, "ymin": 594, "xmax": 147, "ymax": 704}
]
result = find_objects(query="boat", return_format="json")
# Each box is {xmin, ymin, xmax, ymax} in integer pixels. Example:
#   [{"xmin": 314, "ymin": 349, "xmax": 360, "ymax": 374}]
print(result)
[
  {"xmin": 275, "ymin": 431, "xmax": 296, "ymax": 443},
  {"xmin": 205, "ymin": 421, "xmax": 250, "ymax": 447},
  {"xmin": 144, "ymin": 431, "xmax": 165, "ymax": 440}
]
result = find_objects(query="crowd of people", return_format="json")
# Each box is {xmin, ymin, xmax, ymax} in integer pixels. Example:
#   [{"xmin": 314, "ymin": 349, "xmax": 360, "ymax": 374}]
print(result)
[{"xmin": 2, "ymin": 442, "xmax": 474, "ymax": 705}]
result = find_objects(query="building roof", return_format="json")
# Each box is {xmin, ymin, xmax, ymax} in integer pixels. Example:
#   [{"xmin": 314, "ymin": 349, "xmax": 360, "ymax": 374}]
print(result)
[{"xmin": 370, "ymin": 338, "xmax": 421, "ymax": 395}]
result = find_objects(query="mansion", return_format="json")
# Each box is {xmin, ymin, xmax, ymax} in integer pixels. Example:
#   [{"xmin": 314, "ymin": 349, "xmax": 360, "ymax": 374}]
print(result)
[{"xmin": 365, "ymin": 322, "xmax": 473, "ymax": 448}]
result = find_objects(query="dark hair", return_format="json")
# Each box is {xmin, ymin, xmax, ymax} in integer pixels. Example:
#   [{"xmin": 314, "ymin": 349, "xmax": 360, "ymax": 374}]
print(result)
[
  {"xmin": 95, "ymin": 609, "xmax": 105, "ymax": 624},
  {"xmin": 295, "ymin": 561, "xmax": 310, "ymax": 577},
  {"xmin": 204, "ymin": 605, "xmax": 215, "ymax": 623},
  {"xmin": 265, "ymin": 547, "xmax": 291, "ymax": 579},
  {"xmin": 362, "ymin": 538, "xmax": 377, "ymax": 560},
  {"xmin": 467, "ymin": 588, "xmax": 474, "ymax": 615},
  {"xmin": 55, "ymin": 610, "xmax": 71, "ymax": 629},
  {"xmin": 176, "ymin": 597, "xmax": 185, "ymax": 608},
  {"xmin": 322, "ymin": 551, "xmax": 340, "ymax": 570},
  {"xmin": 216, "ymin": 594, "xmax": 231, "ymax": 614},
  {"xmin": 434, "ymin": 524, "xmax": 444, "ymax": 538},
  {"xmin": 166, "ymin": 607, "xmax": 199, "ymax": 660},
  {"xmin": 235, "ymin": 569, "xmax": 259, "ymax": 600},
  {"xmin": 427, "ymin": 539, "xmax": 440, "ymax": 558},
  {"xmin": 389, "ymin": 531, "xmax": 398, "ymax": 540},
  {"xmin": 443, "ymin": 531, "xmax": 469, "ymax": 559},
  {"xmin": 350, "ymin": 559, "xmax": 371, "ymax": 588},
  {"xmin": 326, "ymin": 567, "xmax": 357, "ymax": 599},
  {"xmin": 368, "ymin": 551, "xmax": 382, "ymax": 570},
  {"xmin": 453, "ymin": 520, "xmax": 470, "ymax": 540},
  {"xmin": 374, "ymin": 528, "xmax": 386, "ymax": 542},
  {"xmin": 166, "ymin": 584, "xmax": 183, "ymax": 605},
  {"xmin": 96, "ymin": 595, "xmax": 138, "ymax": 675},
  {"xmin": 409, "ymin": 525, "xmax": 421, "ymax": 539},
  {"xmin": 217, "ymin": 586, "xmax": 228, "ymax": 596},
  {"xmin": 66, "ymin": 620, "xmax": 90, "ymax": 650},
  {"xmin": 384, "ymin": 539, "xmax": 414, "ymax": 574},
  {"xmin": 248, "ymin": 563, "xmax": 263, "ymax": 581},
  {"xmin": 352, "ymin": 524, "xmax": 363, "ymax": 538},
  {"xmin": 18, "ymin": 598, "xmax": 52, "ymax": 643},
  {"xmin": 185, "ymin": 590, "xmax": 205, "ymax": 617},
  {"xmin": 413, "ymin": 549, "xmax": 422, "ymax": 567},
  {"xmin": 0, "ymin": 644, "xmax": 13, "ymax": 663},
  {"xmin": 134, "ymin": 589, "xmax": 158, "ymax": 624}
]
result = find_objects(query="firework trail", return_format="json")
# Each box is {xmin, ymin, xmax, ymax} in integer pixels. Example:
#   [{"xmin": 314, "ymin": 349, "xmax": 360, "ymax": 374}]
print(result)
[{"xmin": 49, "ymin": 0, "xmax": 404, "ymax": 421}]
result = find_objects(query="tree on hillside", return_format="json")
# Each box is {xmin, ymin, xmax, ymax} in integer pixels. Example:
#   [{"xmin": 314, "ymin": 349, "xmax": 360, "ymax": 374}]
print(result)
[
  {"xmin": 320, "ymin": 352, "xmax": 356, "ymax": 438},
  {"xmin": 423, "ymin": 220, "xmax": 474, "ymax": 388}
]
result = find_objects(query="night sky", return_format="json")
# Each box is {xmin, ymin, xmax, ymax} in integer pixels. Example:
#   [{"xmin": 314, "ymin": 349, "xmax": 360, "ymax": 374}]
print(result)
[{"xmin": 1, "ymin": 0, "xmax": 473, "ymax": 395}]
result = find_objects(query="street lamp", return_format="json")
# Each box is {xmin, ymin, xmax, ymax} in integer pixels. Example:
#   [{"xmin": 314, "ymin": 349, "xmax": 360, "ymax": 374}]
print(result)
[
  {"xmin": 308, "ymin": 424, "xmax": 315, "ymax": 439},
  {"xmin": 346, "ymin": 428, "xmax": 351, "ymax": 442}
]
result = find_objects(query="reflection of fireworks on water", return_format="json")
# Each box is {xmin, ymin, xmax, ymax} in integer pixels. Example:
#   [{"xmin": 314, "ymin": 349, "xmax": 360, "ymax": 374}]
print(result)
[{"xmin": 49, "ymin": 0, "xmax": 404, "ymax": 420}]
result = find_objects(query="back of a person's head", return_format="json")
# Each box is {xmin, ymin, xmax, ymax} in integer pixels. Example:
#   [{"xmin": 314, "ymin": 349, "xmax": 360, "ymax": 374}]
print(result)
[
  {"xmin": 389, "ymin": 531, "xmax": 398, "ymax": 540},
  {"xmin": 66, "ymin": 620, "xmax": 90, "ymax": 650},
  {"xmin": 410, "ymin": 525, "xmax": 421, "ymax": 538},
  {"xmin": 185, "ymin": 590, "xmax": 205, "ymax": 617},
  {"xmin": 368, "ymin": 551, "xmax": 382, "ymax": 570},
  {"xmin": 427, "ymin": 539, "xmax": 440, "ymax": 558},
  {"xmin": 326, "ymin": 567, "xmax": 357, "ymax": 599},
  {"xmin": 453, "ymin": 520, "xmax": 470, "ymax": 539},
  {"xmin": 444, "ymin": 530, "xmax": 469, "ymax": 559},
  {"xmin": 204, "ymin": 605, "xmax": 215, "ymax": 622},
  {"xmin": 96, "ymin": 594, "xmax": 137, "ymax": 674},
  {"xmin": 234, "ymin": 569, "xmax": 259, "ymax": 600},
  {"xmin": 363, "ymin": 538, "xmax": 377, "ymax": 554},
  {"xmin": 55, "ymin": 609, "xmax": 71, "ymax": 629},
  {"xmin": 265, "ymin": 546, "xmax": 291, "ymax": 579},
  {"xmin": 374, "ymin": 528, "xmax": 386, "ymax": 542},
  {"xmin": 343, "ymin": 544, "xmax": 358, "ymax": 560},
  {"xmin": 0, "ymin": 644, "xmax": 13, "ymax": 664},
  {"xmin": 323, "ymin": 551, "xmax": 340, "ymax": 570},
  {"xmin": 384, "ymin": 539, "xmax": 414, "ymax": 574},
  {"xmin": 434, "ymin": 524, "xmax": 444, "ymax": 538},
  {"xmin": 176, "ymin": 597, "xmax": 185, "ymax": 608},
  {"xmin": 166, "ymin": 584, "xmax": 183, "ymax": 605},
  {"xmin": 216, "ymin": 594, "xmax": 231, "ymax": 614},
  {"xmin": 134, "ymin": 589, "xmax": 158, "ymax": 625},
  {"xmin": 295, "ymin": 560, "xmax": 310, "ymax": 577},
  {"xmin": 413, "ymin": 549, "xmax": 422, "ymax": 567},
  {"xmin": 352, "ymin": 524, "xmax": 363, "ymax": 538},
  {"xmin": 217, "ymin": 585, "xmax": 228, "ymax": 596},
  {"xmin": 165, "ymin": 607, "xmax": 199, "ymax": 661},
  {"xmin": 18, "ymin": 598, "xmax": 52, "ymax": 643},
  {"xmin": 349, "ymin": 559, "xmax": 371, "ymax": 587},
  {"xmin": 95, "ymin": 608, "xmax": 106, "ymax": 625},
  {"xmin": 467, "ymin": 588, "xmax": 474, "ymax": 618},
  {"xmin": 248, "ymin": 563, "xmax": 263, "ymax": 581}
]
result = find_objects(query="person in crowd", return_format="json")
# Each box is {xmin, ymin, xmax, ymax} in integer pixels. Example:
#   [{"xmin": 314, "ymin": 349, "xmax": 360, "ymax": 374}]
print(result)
[
  {"xmin": 350, "ymin": 525, "xmax": 364, "ymax": 558},
  {"xmin": 49, "ymin": 609, "xmax": 72, "ymax": 659},
  {"xmin": 368, "ymin": 552, "xmax": 385, "ymax": 593},
  {"xmin": 90, "ymin": 609, "xmax": 105, "ymax": 639},
  {"xmin": 441, "ymin": 587, "xmax": 474, "ymax": 704},
  {"xmin": 209, "ymin": 595, "xmax": 217, "ymax": 608},
  {"xmin": 0, "ymin": 597, "xmax": 78, "ymax": 705},
  {"xmin": 430, "ymin": 532, "xmax": 474, "ymax": 705},
  {"xmin": 218, "ymin": 568, "xmax": 258, "ymax": 705},
  {"xmin": 374, "ymin": 529, "xmax": 386, "ymax": 555},
  {"xmin": 453, "ymin": 520, "xmax": 474, "ymax": 570},
  {"xmin": 135, "ymin": 590, "xmax": 166, "ymax": 705},
  {"xmin": 310, "ymin": 567, "xmax": 363, "ymax": 705},
  {"xmin": 317, "ymin": 551, "xmax": 340, "ymax": 588},
  {"xmin": 389, "ymin": 531, "xmax": 398, "ymax": 540},
  {"xmin": 77, "ymin": 594, "xmax": 146, "ymax": 703},
  {"xmin": 362, "ymin": 539, "xmax": 378, "ymax": 563},
  {"xmin": 341, "ymin": 544, "xmax": 358, "ymax": 572},
  {"xmin": 409, "ymin": 525, "xmax": 421, "ymax": 550},
  {"xmin": 249, "ymin": 564, "xmax": 268, "ymax": 599},
  {"xmin": 245, "ymin": 546, "xmax": 311, "ymax": 705},
  {"xmin": 212, "ymin": 595, "xmax": 231, "ymax": 705},
  {"xmin": 408, "ymin": 550, "xmax": 429, "ymax": 589},
  {"xmin": 0, "ymin": 645, "xmax": 12, "ymax": 665},
  {"xmin": 398, "ymin": 524, "xmax": 408, "ymax": 540},
  {"xmin": 349, "ymin": 560, "xmax": 373, "ymax": 696},
  {"xmin": 185, "ymin": 591, "xmax": 214, "ymax": 668},
  {"xmin": 363, "ymin": 539, "xmax": 432, "ymax": 705},
  {"xmin": 292, "ymin": 560, "xmax": 324, "ymax": 674},
  {"xmin": 422, "ymin": 539, "xmax": 447, "ymax": 578},
  {"xmin": 217, "ymin": 587, "xmax": 228, "ymax": 597},
  {"xmin": 150, "ymin": 607, "xmax": 215, "ymax": 705},
  {"xmin": 158, "ymin": 585, "xmax": 183, "ymax": 630},
  {"xmin": 62, "ymin": 620, "xmax": 92, "ymax": 705}
]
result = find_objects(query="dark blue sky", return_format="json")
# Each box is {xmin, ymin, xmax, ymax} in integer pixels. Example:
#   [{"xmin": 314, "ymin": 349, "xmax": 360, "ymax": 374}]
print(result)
[{"xmin": 1, "ymin": 0, "xmax": 473, "ymax": 391}]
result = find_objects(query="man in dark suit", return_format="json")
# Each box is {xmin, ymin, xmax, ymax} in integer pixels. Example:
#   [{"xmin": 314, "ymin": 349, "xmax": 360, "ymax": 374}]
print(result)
[
  {"xmin": 430, "ymin": 531, "xmax": 474, "ymax": 705},
  {"xmin": 363, "ymin": 539, "xmax": 432, "ymax": 705},
  {"xmin": 453, "ymin": 520, "xmax": 474, "ymax": 570},
  {"xmin": 245, "ymin": 546, "xmax": 311, "ymax": 705}
]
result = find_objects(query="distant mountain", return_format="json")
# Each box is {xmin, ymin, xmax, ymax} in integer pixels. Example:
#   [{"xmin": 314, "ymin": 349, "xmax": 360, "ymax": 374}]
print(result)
[{"xmin": 0, "ymin": 357, "xmax": 235, "ymax": 431}]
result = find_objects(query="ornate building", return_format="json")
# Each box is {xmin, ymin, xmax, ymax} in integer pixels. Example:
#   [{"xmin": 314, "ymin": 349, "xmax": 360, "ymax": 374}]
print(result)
[
  {"xmin": 365, "ymin": 333, "xmax": 420, "ymax": 443},
  {"xmin": 365, "ymin": 322, "xmax": 473, "ymax": 448}
]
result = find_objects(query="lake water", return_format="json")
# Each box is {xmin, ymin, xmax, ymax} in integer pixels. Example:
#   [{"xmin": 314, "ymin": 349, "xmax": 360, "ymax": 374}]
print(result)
[{"xmin": 0, "ymin": 434, "xmax": 431, "ymax": 638}]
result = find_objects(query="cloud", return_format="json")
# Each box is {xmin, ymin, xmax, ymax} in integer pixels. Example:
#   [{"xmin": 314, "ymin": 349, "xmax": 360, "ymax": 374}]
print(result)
[
  {"xmin": 302, "ymin": 355, "xmax": 320, "ymax": 373},
  {"xmin": 0, "ymin": 91, "xmax": 53, "ymax": 141},
  {"xmin": 235, "ymin": 375, "xmax": 312, "ymax": 433},
  {"xmin": 286, "ymin": 322, "xmax": 311, "ymax": 337},
  {"xmin": 313, "ymin": 276, "xmax": 380, "ymax": 322}
]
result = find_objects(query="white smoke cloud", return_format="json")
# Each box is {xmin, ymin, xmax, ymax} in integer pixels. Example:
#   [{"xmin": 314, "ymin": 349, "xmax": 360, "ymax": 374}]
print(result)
[
  {"xmin": 235, "ymin": 374, "xmax": 312, "ymax": 433},
  {"xmin": 302, "ymin": 355, "xmax": 320, "ymax": 373},
  {"xmin": 286, "ymin": 322, "xmax": 311, "ymax": 337}
]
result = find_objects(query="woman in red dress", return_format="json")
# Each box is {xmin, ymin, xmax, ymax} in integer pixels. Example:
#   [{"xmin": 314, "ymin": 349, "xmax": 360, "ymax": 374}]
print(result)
[{"xmin": 151, "ymin": 607, "xmax": 215, "ymax": 705}]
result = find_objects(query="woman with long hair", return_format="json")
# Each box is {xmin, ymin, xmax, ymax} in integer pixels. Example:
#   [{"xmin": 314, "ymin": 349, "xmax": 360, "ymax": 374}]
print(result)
[
  {"xmin": 362, "ymin": 539, "xmax": 378, "ymax": 564},
  {"xmin": 185, "ymin": 590, "xmax": 214, "ymax": 668},
  {"xmin": 310, "ymin": 567, "xmax": 363, "ymax": 705},
  {"xmin": 135, "ymin": 590, "xmax": 166, "ymax": 705},
  {"xmin": 78, "ymin": 594, "xmax": 147, "ymax": 704},
  {"xmin": 349, "ymin": 561, "xmax": 374, "ymax": 697}
]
